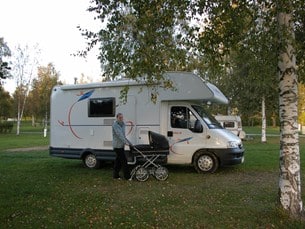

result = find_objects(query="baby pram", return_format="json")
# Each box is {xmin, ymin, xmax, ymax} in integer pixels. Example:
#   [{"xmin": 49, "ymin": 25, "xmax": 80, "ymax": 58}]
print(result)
[{"xmin": 129, "ymin": 131, "xmax": 169, "ymax": 181}]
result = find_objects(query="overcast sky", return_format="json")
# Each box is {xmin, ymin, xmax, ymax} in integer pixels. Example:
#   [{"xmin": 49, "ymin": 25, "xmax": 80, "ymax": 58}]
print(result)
[{"xmin": 0, "ymin": 0, "xmax": 101, "ymax": 93}]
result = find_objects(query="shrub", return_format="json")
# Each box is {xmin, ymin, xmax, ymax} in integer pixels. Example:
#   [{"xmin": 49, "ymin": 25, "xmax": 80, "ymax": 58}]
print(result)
[{"xmin": 0, "ymin": 121, "xmax": 13, "ymax": 133}]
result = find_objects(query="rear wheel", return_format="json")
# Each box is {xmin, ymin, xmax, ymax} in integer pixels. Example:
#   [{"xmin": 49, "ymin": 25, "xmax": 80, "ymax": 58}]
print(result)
[
  {"xmin": 154, "ymin": 166, "xmax": 169, "ymax": 181},
  {"xmin": 194, "ymin": 151, "xmax": 219, "ymax": 173},
  {"xmin": 83, "ymin": 153, "xmax": 101, "ymax": 169}
]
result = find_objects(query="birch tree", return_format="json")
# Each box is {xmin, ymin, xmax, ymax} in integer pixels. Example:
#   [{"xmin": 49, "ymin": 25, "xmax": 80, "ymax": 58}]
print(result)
[
  {"xmin": 277, "ymin": 0, "xmax": 302, "ymax": 217},
  {"xmin": 82, "ymin": 0, "xmax": 190, "ymax": 81},
  {"xmin": 0, "ymin": 37, "xmax": 11, "ymax": 84},
  {"xmin": 12, "ymin": 44, "xmax": 40, "ymax": 135}
]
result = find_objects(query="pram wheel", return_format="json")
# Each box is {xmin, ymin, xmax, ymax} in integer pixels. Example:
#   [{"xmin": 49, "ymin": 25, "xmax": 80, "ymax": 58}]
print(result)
[
  {"xmin": 154, "ymin": 166, "xmax": 169, "ymax": 181},
  {"xmin": 135, "ymin": 167, "xmax": 149, "ymax": 182}
]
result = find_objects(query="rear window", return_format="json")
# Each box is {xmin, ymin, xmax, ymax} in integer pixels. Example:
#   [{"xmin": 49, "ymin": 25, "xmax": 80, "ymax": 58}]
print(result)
[{"xmin": 223, "ymin": 121, "xmax": 235, "ymax": 128}]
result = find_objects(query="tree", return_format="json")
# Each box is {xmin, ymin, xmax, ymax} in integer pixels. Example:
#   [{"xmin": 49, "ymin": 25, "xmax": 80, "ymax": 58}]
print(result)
[
  {"xmin": 193, "ymin": 1, "xmax": 279, "ymax": 142},
  {"xmin": 0, "ymin": 86, "xmax": 13, "ymax": 119},
  {"xmin": 11, "ymin": 44, "xmax": 40, "ymax": 135},
  {"xmin": 294, "ymin": 1, "xmax": 305, "ymax": 82},
  {"xmin": 81, "ymin": 0, "xmax": 190, "ymax": 93},
  {"xmin": 277, "ymin": 0, "xmax": 302, "ymax": 217},
  {"xmin": 0, "ymin": 37, "xmax": 11, "ymax": 84},
  {"xmin": 83, "ymin": 0, "xmax": 304, "ymax": 217},
  {"xmin": 27, "ymin": 63, "xmax": 61, "ymax": 127},
  {"xmin": 196, "ymin": 0, "xmax": 303, "ymax": 217}
]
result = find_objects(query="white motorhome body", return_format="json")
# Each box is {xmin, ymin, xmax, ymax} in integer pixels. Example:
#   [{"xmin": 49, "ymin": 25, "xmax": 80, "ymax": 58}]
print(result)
[
  {"xmin": 215, "ymin": 115, "xmax": 246, "ymax": 140},
  {"xmin": 50, "ymin": 72, "xmax": 244, "ymax": 173}
]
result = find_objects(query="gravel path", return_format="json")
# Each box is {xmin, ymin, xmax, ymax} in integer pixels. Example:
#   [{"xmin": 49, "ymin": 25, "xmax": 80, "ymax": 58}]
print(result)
[{"xmin": 5, "ymin": 146, "xmax": 49, "ymax": 152}]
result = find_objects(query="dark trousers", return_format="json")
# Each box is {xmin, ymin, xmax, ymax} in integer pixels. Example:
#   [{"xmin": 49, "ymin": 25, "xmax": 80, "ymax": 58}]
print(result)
[{"xmin": 113, "ymin": 148, "xmax": 130, "ymax": 179}]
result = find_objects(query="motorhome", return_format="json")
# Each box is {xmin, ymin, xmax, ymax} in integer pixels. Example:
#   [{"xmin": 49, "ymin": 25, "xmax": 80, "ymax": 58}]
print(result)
[
  {"xmin": 215, "ymin": 115, "xmax": 246, "ymax": 140},
  {"xmin": 50, "ymin": 72, "xmax": 244, "ymax": 173}
]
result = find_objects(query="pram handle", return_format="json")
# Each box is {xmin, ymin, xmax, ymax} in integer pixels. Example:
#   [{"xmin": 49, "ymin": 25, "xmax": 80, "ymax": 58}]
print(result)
[{"xmin": 125, "ymin": 138, "xmax": 134, "ymax": 148}]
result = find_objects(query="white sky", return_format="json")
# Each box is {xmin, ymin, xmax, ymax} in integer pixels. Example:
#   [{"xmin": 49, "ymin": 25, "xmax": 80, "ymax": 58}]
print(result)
[{"xmin": 0, "ymin": 0, "xmax": 101, "ymax": 93}]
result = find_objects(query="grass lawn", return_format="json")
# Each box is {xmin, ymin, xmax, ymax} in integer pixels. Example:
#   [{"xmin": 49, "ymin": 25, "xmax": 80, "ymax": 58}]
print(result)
[
  {"xmin": 0, "ymin": 134, "xmax": 49, "ymax": 151},
  {"xmin": 1, "ymin": 127, "xmax": 305, "ymax": 228},
  {"xmin": 0, "ymin": 121, "xmax": 49, "ymax": 151},
  {"xmin": 243, "ymin": 126, "xmax": 280, "ymax": 135}
]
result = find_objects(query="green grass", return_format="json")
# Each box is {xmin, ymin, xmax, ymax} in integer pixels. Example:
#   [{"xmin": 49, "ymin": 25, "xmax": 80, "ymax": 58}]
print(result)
[
  {"xmin": 1, "ymin": 128, "xmax": 305, "ymax": 228},
  {"xmin": 243, "ymin": 126, "xmax": 280, "ymax": 135},
  {"xmin": 0, "ymin": 134, "xmax": 49, "ymax": 151},
  {"xmin": 0, "ymin": 121, "xmax": 49, "ymax": 151}
]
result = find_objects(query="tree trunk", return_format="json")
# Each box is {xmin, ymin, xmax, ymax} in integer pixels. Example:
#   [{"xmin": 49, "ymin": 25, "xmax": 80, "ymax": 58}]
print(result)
[
  {"xmin": 32, "ymin": 115, "xmax": 35, "ymax": 127},
  {"xmin": 261, "ymin": 96, "xmax": 267, "ymax": 143},
  {"xmin": 271, "ymin": 112, "xmax": 277, "ymax": 128},
  {"xmin": 277, "ymin": 4, "xmax": 303, "ymax": 217},
  {"xmin": 16, "ymin": 98, "xmax": 21, "ymax": 135}
]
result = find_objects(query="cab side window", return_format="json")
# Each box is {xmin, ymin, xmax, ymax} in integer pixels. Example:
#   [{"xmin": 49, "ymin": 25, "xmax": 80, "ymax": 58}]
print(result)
[
  {"xmin": 171, "ymin": 106, "xmax": 187, "ymax": 128},
  {"xmin": 171, "ymin": 106, "xmax": 201, "ymax": 132}
]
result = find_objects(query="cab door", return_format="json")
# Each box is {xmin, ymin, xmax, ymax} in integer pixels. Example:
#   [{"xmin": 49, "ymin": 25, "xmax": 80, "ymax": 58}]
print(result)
[{"xmin": 167, "ymin": 105, "xmax": 204, "ymax": 164}]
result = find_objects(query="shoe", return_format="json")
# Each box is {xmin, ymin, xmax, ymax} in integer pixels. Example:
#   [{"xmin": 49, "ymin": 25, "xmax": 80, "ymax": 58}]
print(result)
[
  {"xmin": 128, "ymin": 177, "xmax": 133, "ymax": 181},
  {"xmin": 113, "ymin": 177, "xmax": 121, "ymax": 180}
]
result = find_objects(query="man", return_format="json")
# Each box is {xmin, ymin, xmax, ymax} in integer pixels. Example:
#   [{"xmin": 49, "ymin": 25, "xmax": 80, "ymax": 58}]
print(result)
[{"xmin": 112, "ymin": 113, "xmax": 131, "ymax": 180}]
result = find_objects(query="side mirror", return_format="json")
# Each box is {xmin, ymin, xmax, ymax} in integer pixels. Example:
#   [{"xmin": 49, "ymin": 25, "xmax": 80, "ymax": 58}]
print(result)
[{"xmin": 194, "ymin": 120, "xmax": 203, "ymax": 133}]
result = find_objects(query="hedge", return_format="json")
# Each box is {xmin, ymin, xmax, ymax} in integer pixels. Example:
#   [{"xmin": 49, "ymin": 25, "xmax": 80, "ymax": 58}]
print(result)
[{"xmin": 0, "ymin": 121, "xmax": 14, "ymax": 133}]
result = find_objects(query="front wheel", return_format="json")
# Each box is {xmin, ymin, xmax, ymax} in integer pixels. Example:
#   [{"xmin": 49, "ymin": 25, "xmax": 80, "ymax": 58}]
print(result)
[
  {"xmin": 135, "ymin": 167, "xmax": 149, "ymax": 182},
  {"xmin": 193, "ymin": 151, "xmax": 219, "ymax": 173},
  {"xmin": 83, "ymin": 153, "xmax": 101, "ymax": 169}
]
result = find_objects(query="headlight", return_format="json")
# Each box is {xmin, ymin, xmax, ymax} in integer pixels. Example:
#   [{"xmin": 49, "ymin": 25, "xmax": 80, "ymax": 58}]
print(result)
[{"xmin": 227, "ymin": 141, "xmax": 240, "ymax": 148}]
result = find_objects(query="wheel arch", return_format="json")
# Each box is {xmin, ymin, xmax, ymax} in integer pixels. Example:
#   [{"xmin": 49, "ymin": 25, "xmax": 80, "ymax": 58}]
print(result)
[
  {"xmin": 81, "ymin": 149, "xmax": 101, "ymax": 169},
  {"xmin": 192, "ymin": 149, "xmax": 220, "ymax": 164},
  {"xmin": 192, "ymin": 149, "xmax": 220, "ymax": 173},
  {"xmin": 80, "ymin": 148, "xmax": 96, "ymax": 160}
]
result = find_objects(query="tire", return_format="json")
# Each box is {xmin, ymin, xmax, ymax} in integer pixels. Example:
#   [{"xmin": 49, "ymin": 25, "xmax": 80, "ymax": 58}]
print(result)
[
  {"xmin": 135, "ymin": 167, "xmax": 149, "ymax": 182},
  {"xmin": 193, "ymin": 151, "xmax": 219, "ymax": 173},
  {"xmin": 130, "ymin": 165, "xmax": 141, "ymax": 179},
  {"xmin": 154, "ymin": 166, "xmax": 169, "ymax": 181},
  {"xmin": 83, "ymin": 153, "xmax": 101, "ymax": 169}
]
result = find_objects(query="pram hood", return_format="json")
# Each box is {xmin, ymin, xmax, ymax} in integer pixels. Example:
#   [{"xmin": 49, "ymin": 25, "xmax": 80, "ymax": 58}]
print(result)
[
  {"xmin": 128, "ymin": 131, "xmax": 169, "ymax": 163},
  {"xmin": 148, "ymin": 131, "xmax": 169, "ymax": 150}
]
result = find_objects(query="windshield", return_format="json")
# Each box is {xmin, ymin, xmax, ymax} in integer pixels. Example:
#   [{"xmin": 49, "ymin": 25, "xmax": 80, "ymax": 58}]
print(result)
[{"xmin": 192, "ymin": 105, "xmax": 223, "ymax": 129}]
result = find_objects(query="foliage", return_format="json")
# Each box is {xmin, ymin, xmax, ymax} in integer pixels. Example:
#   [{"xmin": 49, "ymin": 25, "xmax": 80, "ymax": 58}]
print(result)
[
  {"xmin": 12, "ymin": 85, "xmax": 27, "ymax": 117},
  {"xmin": 295, "ymin": 6, "xmax": 305, "ymax": 82},
  {"xmin": 11, "ymin": 44, "xmax": 40, "ymax": 135},
  {"xmin": 191, "ymin": 1, "xmax": 279, "ymax": 119},
  {"xmin": 82, "ymin": 0, "xmax": 191, "ymax": 84},
  {"xmin": 0, "ymin": 121, "xmax": 13, "ymax": 133},
  {"xmin": 12, "ymin": 44, "xmax": 40, "ymax": 89},
  {"xmin": 81, "ymin": 0, "xmax": 305, "ymax": 120},
  {"xmin": 298, "ymin": 83, "xmax": 305, "ymax": 125},
  {"xmin": 0, "ymin": 86, "xmax": 13, "ymax": 119},
  {"xmin": 81, "ymin": 0, "xmax": 305, "ymax": 216},
  {"xmin": 0, "ymin": 37, "xmax": 11, "ymax": 83},
  {"xmin": 27, "ymin": 63, "xmax": 61, "ymax": 121}
]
